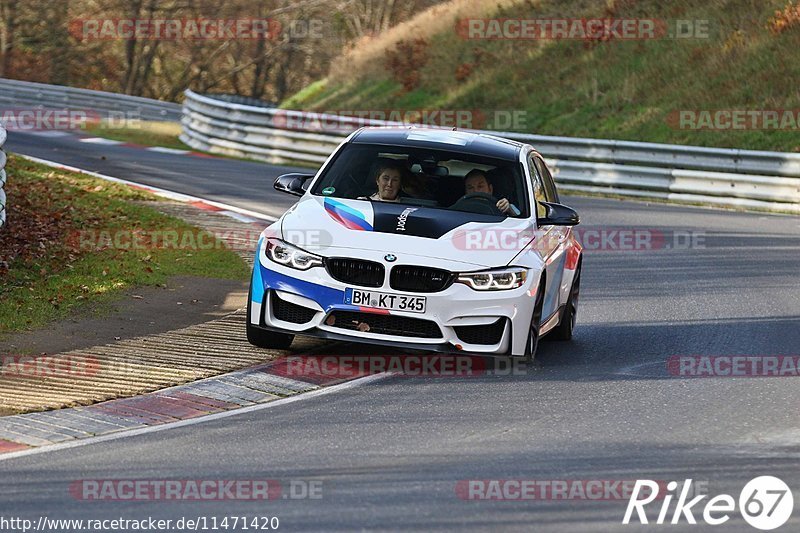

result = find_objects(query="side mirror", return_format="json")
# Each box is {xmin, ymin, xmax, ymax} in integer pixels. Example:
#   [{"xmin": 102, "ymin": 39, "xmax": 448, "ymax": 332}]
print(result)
[
  {"xmin": 274, "ymin": 173, "xmax": 314, "ymax": 197},
  {"xmin": 538, "ymin": 202, "xmax": 580, "ymax": 226}
]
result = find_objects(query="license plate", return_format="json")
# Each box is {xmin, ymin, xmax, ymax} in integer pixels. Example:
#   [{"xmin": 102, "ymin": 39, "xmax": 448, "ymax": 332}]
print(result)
[{"xmin": 344, "ymin": 288, "xmax": 426, "ymax": 314}]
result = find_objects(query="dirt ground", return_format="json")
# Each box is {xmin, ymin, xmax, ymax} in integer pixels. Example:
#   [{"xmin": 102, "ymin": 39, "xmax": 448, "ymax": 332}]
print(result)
[{"xmin": 0, "ymin": 275, "xmax": 248, "ymax": 357}]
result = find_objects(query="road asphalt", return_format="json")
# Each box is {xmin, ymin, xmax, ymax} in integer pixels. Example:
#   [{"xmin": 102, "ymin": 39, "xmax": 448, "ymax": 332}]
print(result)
[{"xmin": 2, "ymin": 130, "xmax": 799, "ymax": 531}]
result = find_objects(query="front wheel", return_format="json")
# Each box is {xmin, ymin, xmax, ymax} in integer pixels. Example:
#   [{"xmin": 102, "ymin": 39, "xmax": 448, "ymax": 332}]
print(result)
[
  {"xmin": 246, "ymin": 320, "xmax": 294, "ymax": 350},
  {"xmin": 550, "ymin": 264, "xmax": 581, "ymax": 341},
  {"xmin": 246, "ymin": 288, "xmax": 294, "ymax": 350},
  {"xmin": 522, "ymin": 278, "xmax": 546, "ymax": 363}
]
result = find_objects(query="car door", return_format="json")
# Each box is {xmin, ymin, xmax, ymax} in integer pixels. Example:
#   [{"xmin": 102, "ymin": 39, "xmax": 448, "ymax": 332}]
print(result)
[{"xmin": 529, "ymin": 153, "xmax": 568, "ymax": 323}]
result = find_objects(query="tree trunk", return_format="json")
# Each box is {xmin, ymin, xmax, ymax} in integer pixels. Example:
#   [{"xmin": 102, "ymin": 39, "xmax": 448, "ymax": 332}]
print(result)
[
  {"xmin": 0, "ymin": 0, "xmax": 19, "ymax": 77},
  {"xmin": 48, "ymin": 0, "xmax": 71, "ymax": 85},
  {"xmin": 121, "ymin": 0, "xmax": 144, "ymax": 94}
]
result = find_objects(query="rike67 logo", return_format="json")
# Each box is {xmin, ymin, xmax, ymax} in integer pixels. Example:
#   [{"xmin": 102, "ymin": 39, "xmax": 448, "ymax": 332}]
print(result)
[{"xmin": 623, "ymin": 477, "xmax": 794, "ymax": 530}]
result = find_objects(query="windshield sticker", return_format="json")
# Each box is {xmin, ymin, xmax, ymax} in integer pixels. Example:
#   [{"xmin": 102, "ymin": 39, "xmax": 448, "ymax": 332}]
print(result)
[
  {"xmin": 406, "ymin": 130, "xmax": 470, "ymax": 145},
  {"xmin": 322, "ymin": 187, "xmax": 336, "ymax": 195}
]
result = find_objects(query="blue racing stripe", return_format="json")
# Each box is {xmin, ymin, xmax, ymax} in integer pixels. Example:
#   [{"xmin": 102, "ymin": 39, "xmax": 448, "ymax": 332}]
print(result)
[
  {"xmin": 258, "ymin": 263, "xmax": 349, "ymax": 312},
  {"xmin": 251, "ymin": 238, "xmax": 265, "ymax": 304}
]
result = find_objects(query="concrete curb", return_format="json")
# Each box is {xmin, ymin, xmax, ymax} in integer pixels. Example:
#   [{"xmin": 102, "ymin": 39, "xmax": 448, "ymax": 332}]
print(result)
[{"xmin": 0, "ymin": 356, "xmax": 376, "ymax": 455}]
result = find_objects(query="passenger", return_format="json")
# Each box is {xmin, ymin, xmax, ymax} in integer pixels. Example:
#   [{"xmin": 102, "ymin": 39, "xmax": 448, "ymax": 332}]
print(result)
[{"xmin": 463, "ymin": 169, "xmax": 519, "ymax": 215}]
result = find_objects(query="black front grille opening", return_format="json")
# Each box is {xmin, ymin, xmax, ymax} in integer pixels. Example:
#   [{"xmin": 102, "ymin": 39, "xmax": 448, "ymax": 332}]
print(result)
[
  {"xmin": 272, "ymin": 293, "xmax": 318, "ymax": 324},
  {"xmin": 326, "ymin": 258, "xmax": 385, "ymax": 288},
  {"xmin": 325, "ymin": 311, "xmax": 442, "ymax": 339},
  {"xmin": 454, "ymin": 319, "xmax": 507, "ymax": 345},
  {"xmin": 390, "ymin": 265, "xmax": 454, "ymax": 293}
]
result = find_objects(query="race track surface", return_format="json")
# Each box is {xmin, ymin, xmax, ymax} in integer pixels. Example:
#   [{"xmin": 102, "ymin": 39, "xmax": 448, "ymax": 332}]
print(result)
[{"xmin": 3, "ymin": 130, "xmax": 800, "ymax": 531}]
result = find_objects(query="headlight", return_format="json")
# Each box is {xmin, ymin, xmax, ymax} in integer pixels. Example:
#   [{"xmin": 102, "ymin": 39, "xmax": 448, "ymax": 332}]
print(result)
[
  {"xmin": 264, "ymin": 238, "xmax": 323, "ymax": 270},
  {"xmin": 456, "ymin": 268, "xmax": 527, "ymax": 291}
]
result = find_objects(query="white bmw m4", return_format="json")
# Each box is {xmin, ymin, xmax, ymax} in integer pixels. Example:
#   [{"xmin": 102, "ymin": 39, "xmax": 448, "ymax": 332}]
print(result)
[{"xmin": 247, "ymin": 127, "xmax": 582, "ymax": 361}]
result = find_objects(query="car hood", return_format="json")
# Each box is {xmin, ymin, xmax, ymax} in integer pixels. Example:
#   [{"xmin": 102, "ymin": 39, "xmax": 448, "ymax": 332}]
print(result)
[{"xmin": 278, "ymin": 196, "xmax": 535, "ymax": 269}]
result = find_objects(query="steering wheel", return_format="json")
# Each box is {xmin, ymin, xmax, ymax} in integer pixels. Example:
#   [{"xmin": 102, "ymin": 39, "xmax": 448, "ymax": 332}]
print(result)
[{"xmin": 450, "ymin": 192, "xmax": 503, "ymax": 216}]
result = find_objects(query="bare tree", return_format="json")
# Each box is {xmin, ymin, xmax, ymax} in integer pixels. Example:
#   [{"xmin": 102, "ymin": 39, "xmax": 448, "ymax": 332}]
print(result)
[
  {"xmin": 0, "ymin": 0, "xmax": 18, "ymax": 77},
  {"xmin": 46, "ymin": 0, "xmax": 73, "ymax": 85},
  {"xmin": 0, "ymin": 0, "xmax": 441, "ymax": 102}
]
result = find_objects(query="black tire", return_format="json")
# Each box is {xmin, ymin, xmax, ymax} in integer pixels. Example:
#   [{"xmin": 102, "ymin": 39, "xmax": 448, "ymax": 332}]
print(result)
[
  {"xmin": 522, "ymin": 277, "xmax": 546, "ymax": 363},
  {"xmin": 246, "ymin": 288, "xmax": 294, "ymax": 350},
  {"xmin": 550, "ymin": 264, "xmax": 581, "ymax": 341},
  {"xmin": 247, "ymin": 320, "xmax": 294, "ymax": 350}
]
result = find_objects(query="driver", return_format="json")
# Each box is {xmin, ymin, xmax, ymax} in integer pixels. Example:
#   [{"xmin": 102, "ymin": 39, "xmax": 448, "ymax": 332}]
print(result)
[
  {"xmin": 369, "ymin": 160, "xmax": 406, "ymax": 202},
  {"xmin": 463, "ymin": 169, "xmax": 518, "ymax": 215}
]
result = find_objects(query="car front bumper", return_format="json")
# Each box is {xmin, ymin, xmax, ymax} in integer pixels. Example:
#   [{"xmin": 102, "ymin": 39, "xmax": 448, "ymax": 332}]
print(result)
[{"xmin": 249, "ymin": 247, "xmax": 540, "ymax": 355}]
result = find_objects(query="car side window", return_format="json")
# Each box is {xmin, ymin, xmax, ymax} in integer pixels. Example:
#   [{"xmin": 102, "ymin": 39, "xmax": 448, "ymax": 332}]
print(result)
[
  {"xmin": 526, "ymin": 154, "xmax": 548, "ymax": 219},
  {"xmin": 534, "ymin": 156, "xmax": 559, "ymax": 203}
]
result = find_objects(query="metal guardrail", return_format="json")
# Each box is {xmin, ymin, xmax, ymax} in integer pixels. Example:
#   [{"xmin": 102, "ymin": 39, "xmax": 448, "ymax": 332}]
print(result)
[
  {"xmin": 0, "ymin": 79, "xmax": 793, "ymax": 215},
  {"xmin": 502, "ymin": 133, "xmax": 800, "ymax": 178},
  {"xmin": 0, "ymin": 78, "xmax": 181, "ymax": 122},
  {"xmin": 0, "ymin": 124, "xmax": 6, "ymax": 229},
  {"xmin": 181, "ymin": 90, "xmax": 800, "ymax": 213},
  {"xmin": 204, "ymin": 94, "xmax": 277, "ymax": 108}
]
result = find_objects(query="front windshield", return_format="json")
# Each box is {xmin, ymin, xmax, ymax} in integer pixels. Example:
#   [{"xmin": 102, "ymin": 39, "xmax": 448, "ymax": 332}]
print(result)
[{"xmin": 310, "ymin": 143, "xmax": 529, "ymax": 218}]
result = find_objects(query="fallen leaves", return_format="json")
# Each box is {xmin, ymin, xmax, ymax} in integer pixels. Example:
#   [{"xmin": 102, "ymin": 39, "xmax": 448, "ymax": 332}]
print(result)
[{"xmin": 0, "ymin": 169, "xmax": 78, "ymax": 276}]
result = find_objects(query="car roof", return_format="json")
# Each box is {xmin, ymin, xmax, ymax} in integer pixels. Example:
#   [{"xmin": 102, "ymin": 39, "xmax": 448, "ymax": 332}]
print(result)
[{"xmin": 350, "ymin": 127, "xmax": 524, "ymax": 160}]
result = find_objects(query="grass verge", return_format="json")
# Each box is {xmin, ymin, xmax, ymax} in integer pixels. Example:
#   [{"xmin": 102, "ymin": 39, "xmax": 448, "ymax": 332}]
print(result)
[
  {"xmin": 80, "ymin": 120, "xmax": 271, "ymax": 164},
  {"xmin": 0, "ymin": 154, "xmax": 249, "ymax": 336},
  {"xmin": 285, "ymin": 0, "xmax": 800, "ymax": 153},
  {"xmin": 82, "ymin": 120, "xmax": 188, "ymax": 150}
]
